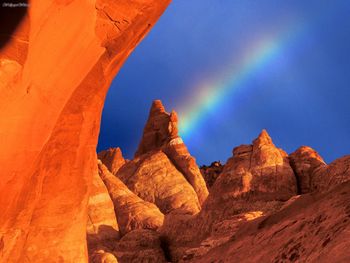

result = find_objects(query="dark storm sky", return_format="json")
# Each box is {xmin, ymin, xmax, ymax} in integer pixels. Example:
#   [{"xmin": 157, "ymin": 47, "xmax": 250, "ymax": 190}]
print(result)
[{"xmin": 98, "ymin": 1, "xmax": 350, "ymax": 165}]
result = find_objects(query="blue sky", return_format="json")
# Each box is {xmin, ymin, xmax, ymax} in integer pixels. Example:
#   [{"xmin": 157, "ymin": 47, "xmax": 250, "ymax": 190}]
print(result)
[{"xmin": 98, "ymin": 1, "xmax": 350, "ymax": 165}]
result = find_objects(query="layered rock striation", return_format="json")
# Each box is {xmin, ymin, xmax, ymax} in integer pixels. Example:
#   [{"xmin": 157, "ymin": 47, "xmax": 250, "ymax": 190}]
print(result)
[
  {"xmin": 157, "ymin": 130, "xmax": 350, "ymax": 262},
  {"xmin": 87, "ymin": 170, "xmax": 120, "ymax": 254},
  {"xmin": 110, "ymin": 100, "xmax": 208, "ymax": 216},
  {"xmin": 289, "ymin": 146, "xmax": 327, "ymax": 194},
  {"xmin": 98, "ymin": 161, "xmax": 164, "ymax": 236},
  {"xmin": 116, "ymin": 151, "xmax": 201, "ymax": 215},
  {"xmin": 194, "ymin": 180, "xmax": 350, "ymax": 263},
  {"xmin": 290, "ymin": 146, "xmax": 350, "ymax": 194},
  {"xmin": 135, "ymin": 100, "xmax": 209, "ymax": 205}
]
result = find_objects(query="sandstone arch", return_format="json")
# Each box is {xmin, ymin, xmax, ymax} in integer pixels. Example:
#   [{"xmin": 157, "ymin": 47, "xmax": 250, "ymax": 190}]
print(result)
[{"xmin": 0, "ymin": 1, "xmax": 170, "ymax": 262}]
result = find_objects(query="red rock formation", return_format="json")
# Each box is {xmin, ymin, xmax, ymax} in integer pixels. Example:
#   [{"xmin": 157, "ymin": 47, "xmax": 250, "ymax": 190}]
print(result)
[
  {"xmin": 98, "ymin": 147, "xmax": 126, "ymax": 174},
  {"xmin": 116, "ymin": 151, "xmax": 201, "ymax": 214},
  {"xmin": 182, "ymin": 211, "xmax": 263, "ymax": 261},
  {"xmin": 193, "ymin": 181, "xmax": 350, "ymax": 263},
  {"xmin": 290, "ymin": 147, "xmax": 350, "ymax": 194},
  {"xmin": 159, "ymin": 130, "xmax": 297, "ymax": 260},
  {"xmin": 114, "ymin": 229, "xmax": 167, "ymax": 263},
  {"xmin": 135, "ymin": 100, "xmax": 177, "ymax": 155},
  {"xmin": 209, "ymin": 130, "xmax": 297, "ymax": 207},
  {"xmin": 289, "ymin": 146, "xmax": 326, "ymax": 194},
  {"xmin": 0, "ymin": 1, "xmax": 170, "ymax": 262},
  {"xmin": 312, "ymin": 155, "xmax": 350, "ymax": 192},
  {"xmin": 87, "ymin": 170, "xmax": 120, "ymax": 256},
  {"xmin": 135, "ymin": 100, "xmax": 209, "ymax": 205},
  {"xmin": 200, "ymin": 161, "xmax": 224, "ymax": 188},
  {"xmin": 98, "ymin": 161, "xmax": 164, "ymax": 236}
]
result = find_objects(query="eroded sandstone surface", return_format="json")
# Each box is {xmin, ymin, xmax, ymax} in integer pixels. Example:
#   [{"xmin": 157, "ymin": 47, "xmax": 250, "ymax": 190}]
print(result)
[
  {"xmin": 98, "ymin": 147, "xmax": 127, "ymax": 175},
  {"xmin": 0, "ymin": 1, "xmax": 170, "ymax": 262},
  {"xmin": 94, "ymin": 100, "xmax": 350, "ymax": 262},
  {"xmin": 98, "ymin": 161, "xmax": 164, "ymax": 236},
  {"xmin": 135, "ymin": 100, "xmax": 209, "ymax": 205},
  {"xmin": 87, "ymin": 170, "xmax": 120, "ymax": 256}
]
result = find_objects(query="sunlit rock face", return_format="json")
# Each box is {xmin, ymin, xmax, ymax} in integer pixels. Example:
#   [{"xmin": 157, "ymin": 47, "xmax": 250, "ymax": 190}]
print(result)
[
  {"xmin": 159, "ymin": 130, "xmax": 298, "ymax": 261},
  {"xmin": 111, "ymin": 100, "xmax": 208, "ymax": 215},
  {"xmin": 87, "ymin": 170, "xmax": 120, "ymax": 258},
  {"xmin": 117, "ymin": 151, "xmax": 201, "ymax": 215},
  {"xmin": 289, "ymin": 146, "xmax": 327, "ymax": 194},
  {"xmin": 0, "ymin": 1, "xmax": 170, "ymax": 262},
  {"xmin": 200, "ymin": 130, "xmax": 298, "ymax": 226},
  {"xmin": 213, "ymin": 129, "xmax": 297, "ymax": 201},
  {"xmin": 98, "ymin": 161, "xmax": 164, "ymax": 236},
  {"xmin": 290, "ymin": 146, "xmax": 350, "ymax": 194},
  {"xmin": 134, "ymin": 100, "xmax": 209, "ymax": 206},
  {"xmin": 156, "ymin": 131, "xmax": 350, "ymax": 262}
]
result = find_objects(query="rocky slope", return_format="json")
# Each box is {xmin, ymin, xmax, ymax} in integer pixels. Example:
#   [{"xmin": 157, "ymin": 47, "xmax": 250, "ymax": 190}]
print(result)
[
  {"xmin": 194, "ymin": 180, "xmax": 350, "ymax": 263},
  {"xmin": 0, "ymin": 1, "xmax": 170, "ymax": 262},
  {"xmin": 95, "ymin": 100, "xmax": 350, "ymax": 262}
]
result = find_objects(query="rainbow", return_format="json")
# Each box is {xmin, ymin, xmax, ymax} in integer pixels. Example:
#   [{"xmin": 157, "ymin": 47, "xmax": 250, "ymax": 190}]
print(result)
[{"xmin": 177, "ymin": 24, "xmax": 303, "ymax": 139}]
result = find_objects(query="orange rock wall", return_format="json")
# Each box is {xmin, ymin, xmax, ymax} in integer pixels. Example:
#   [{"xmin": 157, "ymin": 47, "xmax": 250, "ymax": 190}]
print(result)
[{"xmin": 0, "ymin": 1, "xmax": 170, "ymax": 262}]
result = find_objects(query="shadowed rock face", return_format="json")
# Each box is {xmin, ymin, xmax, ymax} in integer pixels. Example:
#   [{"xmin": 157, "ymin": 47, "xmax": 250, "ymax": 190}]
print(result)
[
  {"xmin": 98, "ymin": 147, "xmax": 127, "ymax": 175},
  {"xmin": 0, "ymin": 0, "xmax": 28, "ymax": 49},
  {"xmin": 115, "ymin": 229, "xmax": 167, "ymax": 263},
  {"xmin": 0, "ymin": 1, "xmax": 170, "ymax": 262},
  {"xmin": 200, "ymin": 161, "xmax": 224, "ymax": 189}
]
